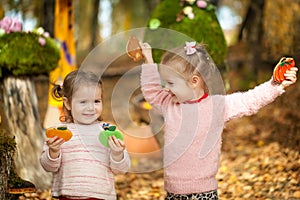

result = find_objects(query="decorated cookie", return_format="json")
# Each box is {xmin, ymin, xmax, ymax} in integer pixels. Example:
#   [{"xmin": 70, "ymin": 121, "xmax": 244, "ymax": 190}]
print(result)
[
  {"xmin": 46, "ymin": 126, "xmax": 72, "ymax": 141},
  {"xmin": 99, "ymin": 126, "xmax": 123, "ymax": 148},
  {"xmin": 273, "ymin": 57, "xmax": 295, "ymax": 83},
  {"xmin": 126, "ymin": 36, "xmax": 143, "ymax": 62}
]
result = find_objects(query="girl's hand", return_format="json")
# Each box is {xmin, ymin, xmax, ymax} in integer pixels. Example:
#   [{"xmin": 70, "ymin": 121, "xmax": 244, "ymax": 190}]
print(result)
[
  {"xmin": 279, "ymin": 67, "xmax": 298, "ymax": 90},
  {"xmin": 108, "ymin": 136, "xmax": 126, "ymax": 162},
  {"xmin": 139, "ymin": 42, "xmax": 154, "ymax": 64},
  {"xmin": 46, "ymin": 136, "xmax": 64, "ymax": 159}
]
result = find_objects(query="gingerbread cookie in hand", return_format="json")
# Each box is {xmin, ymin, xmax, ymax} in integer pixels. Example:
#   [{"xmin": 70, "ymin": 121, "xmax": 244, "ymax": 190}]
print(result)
[{"xmin": 126, "ymin": 36, "xmax": 143, "ymax": 62}]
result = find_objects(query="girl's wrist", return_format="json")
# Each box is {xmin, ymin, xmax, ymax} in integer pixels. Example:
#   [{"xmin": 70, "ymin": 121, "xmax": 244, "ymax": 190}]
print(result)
[
  {"xmin": 111, "ymin": 151, "xmax": 124, "ymax": 162},
  {"xmin": 271, "ymin": 77, "xmax": 286, "ymax": 90},
  {"xmin": 145, "ymin": 57, "xmax": 154, "ymax": 64},
  {"xmin": 49, "ymin": 149, "xmax": 60, "ymax": 159}
]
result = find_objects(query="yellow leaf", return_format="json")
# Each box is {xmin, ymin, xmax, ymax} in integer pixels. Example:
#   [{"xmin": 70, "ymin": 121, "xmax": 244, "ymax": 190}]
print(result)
[{"xmin": 257, "ymin": 140, "xmax": 264, "ymax": 147}]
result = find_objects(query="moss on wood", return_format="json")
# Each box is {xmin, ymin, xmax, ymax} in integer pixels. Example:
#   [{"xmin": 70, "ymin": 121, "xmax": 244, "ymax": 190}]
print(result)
[
  {"xmin": 0, "ymin": 129, "xmax": 16, "ymax": 155},
  {"xmin": 0, "ymin": 32, "xmax": 60, "ymax": 77},
  {"xmin": 145, "ymin": 0, "xmax": 227, "ymax": 66}
]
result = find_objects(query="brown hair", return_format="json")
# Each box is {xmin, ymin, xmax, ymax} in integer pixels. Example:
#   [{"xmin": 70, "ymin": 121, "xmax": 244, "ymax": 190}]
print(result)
[
  {"xmin": 160, "ymin": 44, "xmax": 220, "ymax": 94},
  {"xmin": 52, "ymin": 70, "xmax": 103, "ymax": 123}
]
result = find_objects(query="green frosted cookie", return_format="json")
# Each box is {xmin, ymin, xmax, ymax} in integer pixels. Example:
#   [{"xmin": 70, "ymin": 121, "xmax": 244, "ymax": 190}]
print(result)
[{"xmin": 99, "ymin": 126, "xmax": 123, "ymax": 148}]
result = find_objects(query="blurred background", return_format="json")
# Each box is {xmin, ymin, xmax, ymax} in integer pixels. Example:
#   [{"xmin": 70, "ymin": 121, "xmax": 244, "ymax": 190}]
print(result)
[
  {"xmin": 0, "ymin": 0, "xmax": 299, "ymax": 199},
  {"xmin": 1, "ymin": 0, "xmax": 299, "ymax": 66}
]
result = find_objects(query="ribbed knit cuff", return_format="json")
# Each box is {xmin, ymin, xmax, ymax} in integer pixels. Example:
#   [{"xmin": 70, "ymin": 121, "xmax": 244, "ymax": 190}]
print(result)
[
  {"xmin": 164, "ymin": 177, "xmax": 218, "ymax": 194},
  {"xmin": 110, "ymin": 150, "xmax": 130, "ymax": 173}
]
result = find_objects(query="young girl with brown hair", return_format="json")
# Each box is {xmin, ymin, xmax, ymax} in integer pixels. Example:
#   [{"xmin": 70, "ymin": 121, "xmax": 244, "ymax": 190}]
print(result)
[{"xmin": 40, "ymin": 70, "xmax": 130, "ymax": 200}]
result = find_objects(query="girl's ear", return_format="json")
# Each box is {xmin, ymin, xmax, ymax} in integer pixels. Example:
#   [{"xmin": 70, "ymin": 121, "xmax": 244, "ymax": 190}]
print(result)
[
  {"xmin": 63, "ymin": 97, "xmax": 71, "ymax": 110},
  {"xmin": 189, "ymin": 75, "xmax": 201, "ymax": 88}
]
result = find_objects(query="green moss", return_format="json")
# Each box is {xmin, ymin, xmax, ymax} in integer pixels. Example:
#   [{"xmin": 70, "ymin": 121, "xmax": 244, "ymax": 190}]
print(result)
[
  {"xmin": 0, "ymin": 32, "xmax": 60, "ymax": 77},
  {"xmin": 150, "ymin": 0, "xmax": 182, "ymax": 27},
  {"xmin": 0, "ymin": 129, "xmax": 35, "ymax": 198},
  {"xmin": 145, "ymin": 0, "xmax": 227, "ymax": 66}
]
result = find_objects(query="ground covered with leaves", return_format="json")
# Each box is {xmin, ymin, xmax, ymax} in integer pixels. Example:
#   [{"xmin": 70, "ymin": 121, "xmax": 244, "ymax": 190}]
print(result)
[
  {"xmin": 17, "ymin": 75, "xmax": 300, "ymax": 200},
  {"xmin": 113, "ymin": 83, "xmax": 300, "ymax": 200}
]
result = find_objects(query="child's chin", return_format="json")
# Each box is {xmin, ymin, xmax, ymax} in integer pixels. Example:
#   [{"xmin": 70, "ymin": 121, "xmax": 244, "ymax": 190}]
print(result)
[{"xmin": 171, "ymin": 97, "xmax": 180, "ymax": 103}]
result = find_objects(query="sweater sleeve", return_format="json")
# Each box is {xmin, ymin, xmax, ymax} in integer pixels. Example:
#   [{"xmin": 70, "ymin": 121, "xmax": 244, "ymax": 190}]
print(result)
[
  {"xmin": 40, "ymin": 142, "xmax": 62, "ymax": 172},
  {"xmin": 224, "ymin": 79, "xmax": 285, "ymax": 121},
  {"xmin": 141, "ymin": 63, "xmax": 172, "ymax": 114},
  {"xmin": 109, "ymin": 150, "xmax": 131, "ymax": 174}
]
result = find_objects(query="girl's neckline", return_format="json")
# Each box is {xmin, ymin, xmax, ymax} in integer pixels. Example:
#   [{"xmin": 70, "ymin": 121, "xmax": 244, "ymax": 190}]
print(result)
[{"xmin": 183, "ymin": 93, "xmax": 208, "ymax": 104}]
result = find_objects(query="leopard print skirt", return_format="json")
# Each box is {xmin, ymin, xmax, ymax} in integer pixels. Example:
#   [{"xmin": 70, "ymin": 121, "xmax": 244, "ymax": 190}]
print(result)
[{"xmin": 165, "ymin": 190, "xmax": 218, "ymax": 200}]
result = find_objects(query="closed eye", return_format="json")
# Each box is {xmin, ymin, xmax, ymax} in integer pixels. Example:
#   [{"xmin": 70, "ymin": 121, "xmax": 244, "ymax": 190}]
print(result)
[{"xmin": 166, "ymin": 82, "xmax": 174, "ymax": 86}]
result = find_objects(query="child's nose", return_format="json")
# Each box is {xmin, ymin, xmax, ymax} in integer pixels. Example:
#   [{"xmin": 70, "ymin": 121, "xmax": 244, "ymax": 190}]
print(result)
[
  {"xmin": 87, "ymin": 103, "xmax": 94, "ymax": 110},
  {"xmin": 164, "ymin": 87, "xmax": 170, "ymax": 92}
]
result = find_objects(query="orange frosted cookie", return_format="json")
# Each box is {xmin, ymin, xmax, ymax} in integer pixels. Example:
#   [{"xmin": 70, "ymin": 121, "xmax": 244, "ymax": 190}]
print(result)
[{"xmin": 46, "ymin": 126, "xmax": 72, "ymax": 141}]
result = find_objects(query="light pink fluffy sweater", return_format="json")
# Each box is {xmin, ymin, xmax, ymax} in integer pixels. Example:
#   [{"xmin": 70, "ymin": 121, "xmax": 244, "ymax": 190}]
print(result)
[{"xmin": 141, "ymin": 64, "xmax": 284, "ymax": 194}]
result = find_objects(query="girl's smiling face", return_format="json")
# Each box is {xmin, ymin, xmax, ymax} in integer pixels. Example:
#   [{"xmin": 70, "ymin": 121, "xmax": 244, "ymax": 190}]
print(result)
[
  {"xmin": 159, "ymin": 65, "xmax": 195, "ymax": 103},
  {"xmin": 64, "ymin": 84, "xmax": 103, "ymax": 125}
]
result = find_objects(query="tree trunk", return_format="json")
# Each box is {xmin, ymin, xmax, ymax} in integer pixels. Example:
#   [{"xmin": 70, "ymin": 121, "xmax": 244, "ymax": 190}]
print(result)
[
  {"xmin": 41, "ymin": 0, "xmax": 55, "ymax": 36},
  {"xmin": 238, "ymin": 0, "xmax": 300, "ymax": 67},
  {"xmin": 75, "ymin": 0, "xmax": 97, "ymax": 64},
  {"xmin": 2, "ymin": 76, "xmax": 52, "ymax": 189},
  {"xmin": 262, "ymin": 0, "xmax": 300, "ymax": 62},
  {"xmin": 91, "ymin": 0, "xmax": 100, "ymax": 48},
  {"xmin": 238, "ymin": 0, "xmax": 265, "ymax": 82},
  {"xmin": 0, "ymin": 148, "xmax": 10, "ymax": 199}
]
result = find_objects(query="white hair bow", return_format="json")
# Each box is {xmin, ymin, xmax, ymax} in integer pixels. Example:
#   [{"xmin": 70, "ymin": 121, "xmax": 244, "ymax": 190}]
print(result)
[{"xmin": 184, "ymin": 41, "xmax": 197, "ymax": 55}]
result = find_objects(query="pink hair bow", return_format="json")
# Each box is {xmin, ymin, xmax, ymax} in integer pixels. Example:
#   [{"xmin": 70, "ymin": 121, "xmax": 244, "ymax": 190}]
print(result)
[{"xmin": 184, "ymin": 41, "xmax": 197, "ymax": 55}]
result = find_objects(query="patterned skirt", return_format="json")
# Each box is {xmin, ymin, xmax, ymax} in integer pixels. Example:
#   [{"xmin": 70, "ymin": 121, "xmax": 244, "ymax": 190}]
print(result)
[{"xmin": 165, "ymin": 190, "xmax": 218, "ymax": 200}]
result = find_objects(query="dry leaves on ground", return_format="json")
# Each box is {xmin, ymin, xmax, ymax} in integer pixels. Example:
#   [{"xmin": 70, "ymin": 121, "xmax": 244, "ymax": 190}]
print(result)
[{"xmin": 16, "ymin": 84, "xmax": 300, "ymax": 200}]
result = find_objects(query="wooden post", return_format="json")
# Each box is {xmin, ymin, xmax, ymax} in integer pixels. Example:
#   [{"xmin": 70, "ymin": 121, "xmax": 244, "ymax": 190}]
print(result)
[
  {"xmin": 0, "ymin": 79, "xmax": 9, "ymax": 199},
  {"xmin": 0, "ymin": 121, "xmax": 16, "ymax": 198},
  {"xmin": 2, "ymin": 76, "xmax": 52, "ymax": 189}
]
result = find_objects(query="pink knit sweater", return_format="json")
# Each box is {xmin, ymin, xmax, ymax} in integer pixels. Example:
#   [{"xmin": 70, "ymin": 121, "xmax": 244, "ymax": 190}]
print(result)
[
  {"xmin": 40, "ymin": 123, "xmax": 130, "ymax": 199},
  {"xmin": 141, "ymin": 64, "xmax": 284, "ymax": 194}
]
